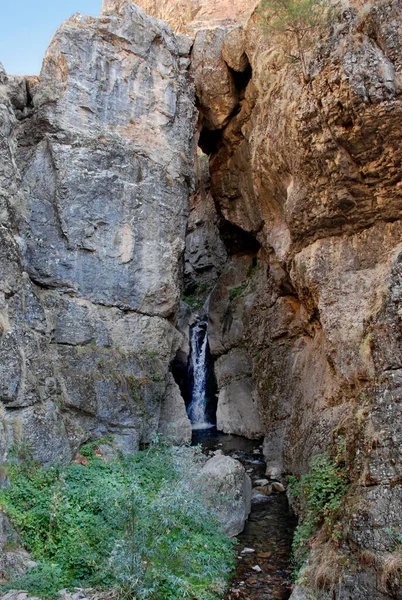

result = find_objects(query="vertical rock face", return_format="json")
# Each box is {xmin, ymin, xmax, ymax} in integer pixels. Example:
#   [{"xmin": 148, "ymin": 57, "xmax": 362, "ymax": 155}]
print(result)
[
  {"xmin": 0, "ymin": 1, "xmax": 195, "ymax": 463},
  {"xmin": 186, "ymin": 0, "xmax": 402, "ymax": 597}
]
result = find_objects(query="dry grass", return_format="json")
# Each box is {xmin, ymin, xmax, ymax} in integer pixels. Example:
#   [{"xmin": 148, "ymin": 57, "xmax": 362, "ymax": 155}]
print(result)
[
  {"xmin": 135, "ymin": 0, "xmax": 201, "ymax": 33},
  {"xmin": 310, "ymin": 541, "xmax": 346, "ymax": 590},
  {"xmin": 381, "ymin": 549, "xmax": 402, "ymax": 593}
]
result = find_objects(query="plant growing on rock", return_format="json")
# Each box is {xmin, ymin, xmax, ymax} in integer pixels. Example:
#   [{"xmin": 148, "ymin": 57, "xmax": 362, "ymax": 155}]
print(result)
[
  {"xmin": 288, "ymin": 452, "xmax": 349, "ymax": 575},
  {"xmin": 258, "ymin": 0, "xmax": 333, "ymax": 83}
]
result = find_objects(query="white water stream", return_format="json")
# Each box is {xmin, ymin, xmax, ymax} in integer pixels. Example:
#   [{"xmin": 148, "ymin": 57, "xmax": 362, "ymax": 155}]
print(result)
[{"xmin": 188, "ymin": 321, "xmax": 214, "ymax": 430}]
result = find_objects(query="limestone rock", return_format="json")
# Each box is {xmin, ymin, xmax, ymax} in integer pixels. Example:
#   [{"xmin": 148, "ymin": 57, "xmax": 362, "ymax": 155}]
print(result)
[
  {"xmin": 157, "ymin": 374, "xmax": 192, "ymax": 444},
  {"xmin": 191, "ymin": 1, "xmax": 402, "ymax": 596},
  {"xmin": 198, "ymin": 454, "xmax": 251, "ymax": 537},
  {"xmin": 221, "ymin": 27, "xmax": 249, "ymax": 72},
  {"xmin": 216, "ymin": 378, "xmax": 263, "ymax": 439},
  {"xmin": 0, "ymin": 512, "xmax": 36, "ymax": 581},
  {"xmin": 191, "ymin": 27, "xmax": 239, "ymax": 130},
  {"xmin": 0, "ymin": 1, "xmax": 196, "ymax": 463}
]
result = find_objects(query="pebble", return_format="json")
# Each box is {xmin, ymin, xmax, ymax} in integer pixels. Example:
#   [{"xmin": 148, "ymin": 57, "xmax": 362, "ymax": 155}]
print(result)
[
  {"xmin": 253, "ymin": 478, "xmax": 269, "ymax": 487},
  {"xmin": 252, "ymin": 565, "xmax": 263, "ymax": 573},
  {"xmin": 252, "ymin": 485, "xmax": 272, "ymax": 496},
  {"xmin": 272, "ymin": 482, "xmax": 285, "ymax": 492},
  {"xmin": 241, "ymin": 547, "xmax": 256, "ymax": 554}
]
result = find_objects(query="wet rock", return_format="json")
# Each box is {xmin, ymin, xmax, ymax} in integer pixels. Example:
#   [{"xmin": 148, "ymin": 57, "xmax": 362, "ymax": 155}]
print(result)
[
  {"xmin": 253, "ymin": 485, "xmax": 272, "ymax": 496},
  {"xmin": 254, "ymin": 479, "xmax": 269, "ymax": 487},
  {"xmin": 157, "ymin": 374, "xmax": 192, "ymax": 445}
]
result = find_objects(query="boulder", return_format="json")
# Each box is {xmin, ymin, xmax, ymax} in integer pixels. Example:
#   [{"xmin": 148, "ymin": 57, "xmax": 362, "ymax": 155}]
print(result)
[
  {"xmin": 198, "ymin": 454, "xmax": 251, "ymax": 537},
  {"xmin": 157, "ymin": 374, "xmax": 192, "ymax": 444},
  {"xmin": 0, "ymin": 512, "xmax": 36, "ymax": 582}
]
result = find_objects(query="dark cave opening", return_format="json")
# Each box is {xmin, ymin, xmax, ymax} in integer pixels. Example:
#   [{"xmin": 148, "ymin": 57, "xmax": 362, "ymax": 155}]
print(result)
[
  {"xmin": 230, "ymin": 63, "xmax": 253, "ymax": 95},
  {"xmin": 198, "ymin": 125, "xmax": 224, "ymax": 156},
  {"xmin": 218, "ymin": 218, "xmax": 261, "ymax": 256}
]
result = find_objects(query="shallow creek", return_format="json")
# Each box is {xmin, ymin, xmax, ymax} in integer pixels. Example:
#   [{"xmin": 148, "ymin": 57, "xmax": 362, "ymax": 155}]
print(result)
[{"xmin": 192, "ymin": 430, "xmax": 297, "ymax": 600}]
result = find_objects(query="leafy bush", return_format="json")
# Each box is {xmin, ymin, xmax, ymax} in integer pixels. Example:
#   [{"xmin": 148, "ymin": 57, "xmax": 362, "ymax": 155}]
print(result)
[
  {"xmin": 288, "ymin": 453, "xmax": 348, "ymax": 574},
  {"xmin": 0, "ymin": 443, "xmax": 235, "ymax": 599}
]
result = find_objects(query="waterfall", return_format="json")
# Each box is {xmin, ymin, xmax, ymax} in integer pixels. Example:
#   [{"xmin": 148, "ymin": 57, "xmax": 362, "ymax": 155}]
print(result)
[{"xmin": 188, "ymin": 321, "xmax": 214, "ymax": 430}]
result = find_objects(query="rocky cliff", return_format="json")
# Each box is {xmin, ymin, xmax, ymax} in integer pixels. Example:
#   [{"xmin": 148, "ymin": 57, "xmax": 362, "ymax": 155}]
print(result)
[
  {"xmin": 185, "ymin": 0, "xmax": 402, "ymax": 597},
  {"xmin": 1, "ymin": 0, "xmax": 402, "ymax": 598},
  {"xmin": 0, "ymin": 0, "xmax": 195, "ymax": 463}
]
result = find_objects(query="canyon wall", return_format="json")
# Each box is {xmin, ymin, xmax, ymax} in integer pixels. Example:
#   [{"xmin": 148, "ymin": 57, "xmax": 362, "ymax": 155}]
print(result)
[
  {"xmin": 1, "ymin": 0, "xmax": 402, "ymax": 597},
  {"xmin": 184, "ymin": 0, "xmax": 402, "ymax": 597},
  {"xmin": 0, "ymin": 0, "xmax": 195, "ymax": 463}
]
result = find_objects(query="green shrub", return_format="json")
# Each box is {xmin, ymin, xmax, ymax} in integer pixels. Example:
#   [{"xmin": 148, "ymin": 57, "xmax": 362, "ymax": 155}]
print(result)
[
  {"xmin": 229, "ymin": 283, "xmax": 248, "ymax": 302},
  {"xmin": 288, "ymin": 452, "xmax": 348, "ymax": 575},
  {"xmin": 0, "ymin": 444, "xmax": 235, "ymax": 600},
  {"xmin": 182, "ymin": 282, "xmax": 212, "ymax": 311},
  {"xmin": 258, "ymin": 0, "xmax": 333, "ymax": 83}
]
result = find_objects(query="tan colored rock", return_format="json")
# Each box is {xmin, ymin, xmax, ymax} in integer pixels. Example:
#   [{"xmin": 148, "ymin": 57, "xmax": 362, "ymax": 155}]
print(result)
[
  {"xmin": 191, "ymin": 27, "xmax": 239, "ymax": 130},
  {"xmin": 192, "ymin": 1, "xmax": 402, "ymax": 596},
  {"xmin": 221, "ymin": 26, "xmax": 249, "ymax": 72}
]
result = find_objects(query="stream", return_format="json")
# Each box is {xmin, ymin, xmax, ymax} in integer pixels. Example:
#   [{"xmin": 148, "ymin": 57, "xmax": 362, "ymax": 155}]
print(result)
[
  {"xmin": 193, "ymin": 430, "xmax": 297, "ymax": 600},
  {"xmin": 188, "ymin": 322, "xmax": 296, "ymax": 599}
]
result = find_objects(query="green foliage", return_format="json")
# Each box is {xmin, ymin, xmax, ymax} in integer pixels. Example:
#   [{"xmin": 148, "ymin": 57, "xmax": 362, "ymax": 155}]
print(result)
[
  {"xmin": 258, "ymin": 0, "xmax": 332, "ymax": 82},
  {"xmin": 246, "ymin": 262, "xmax": 260, "ymax": 279},
  {"xmin": 182, "ymin": 282, "xmax": 212, "ymax": 311},
  {"xmin": 0, "ymin": 444, "xmax": 235, "ymax": 600},
  {"xmin": 385, "ymin": 527, "xmax": 402, "ymax": 551},
  {"xmin": 288, "ymin": 453, "xmax": 349, "ymax": 575},
  {"xmin": 229, "ymin": 283, "xmax": 248, "ymax": 302}
]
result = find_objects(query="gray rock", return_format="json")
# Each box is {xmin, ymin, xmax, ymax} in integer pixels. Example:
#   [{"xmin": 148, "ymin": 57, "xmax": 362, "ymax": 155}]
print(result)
[
  {"xmin": 254, "ymin": 478, "xmax": 269, "ymax": 487},
  {"xmin": 157, "ymin": 374, "xmax": 192, "ymax": 444},
  {"xmin": 197, "ymin": 454, "xmax": 251, "ymax": 537},
  {"xmin": 216, "ymin": 378, "xmax": 264, "ymax": 439},
  {"xmin": 0, "ymin": 512, "xmax": 36, "ymax": 581},
  {"xmin": 0, "ymin": 1, "xmax": 196, "ymax": 463}
]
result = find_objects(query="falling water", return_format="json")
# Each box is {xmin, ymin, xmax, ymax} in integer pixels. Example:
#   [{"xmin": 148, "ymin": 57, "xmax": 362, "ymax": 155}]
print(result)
[{"xmin": 188, "ymin": 321, "xmax": 214, "ymax": 430}]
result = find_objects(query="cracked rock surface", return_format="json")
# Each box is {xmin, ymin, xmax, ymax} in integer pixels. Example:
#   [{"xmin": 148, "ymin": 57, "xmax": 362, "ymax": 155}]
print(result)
[{"xmin": 0, "ymin": 0, "xmax": 195, "ymax": 464}]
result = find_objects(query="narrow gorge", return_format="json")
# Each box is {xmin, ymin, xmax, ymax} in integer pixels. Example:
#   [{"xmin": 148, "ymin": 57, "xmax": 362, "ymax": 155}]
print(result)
[{"xmin": 1, "ymin": 0, "xmax": 402, "ymax": 599}]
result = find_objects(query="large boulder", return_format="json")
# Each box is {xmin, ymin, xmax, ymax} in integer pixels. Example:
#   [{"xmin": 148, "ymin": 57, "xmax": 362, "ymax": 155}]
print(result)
[{"xmin": 198, "ymin": 454, "xmax": 251, "ymax": 537}]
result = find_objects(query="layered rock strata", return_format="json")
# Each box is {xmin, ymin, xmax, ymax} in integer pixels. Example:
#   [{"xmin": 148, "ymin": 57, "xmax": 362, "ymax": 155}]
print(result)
[
  {"xmin": 186, "ymin": 0, "xmax": 402, "ymax": 597},
  {"xmin": 0, "ymin": 0, "xmax": 195, "ymax": 463}
]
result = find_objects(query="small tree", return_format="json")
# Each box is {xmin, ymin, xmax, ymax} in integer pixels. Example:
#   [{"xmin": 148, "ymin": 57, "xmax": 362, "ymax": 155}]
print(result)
[{"xmin": 258, "ymin": 0, "xmax": 332, "ymax": 83}]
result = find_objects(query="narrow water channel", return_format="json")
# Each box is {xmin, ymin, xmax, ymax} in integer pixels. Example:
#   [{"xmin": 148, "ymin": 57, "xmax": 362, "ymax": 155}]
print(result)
[{"xmin": 192, "ymin": 430, "xmax": 297, "ymax": 600}]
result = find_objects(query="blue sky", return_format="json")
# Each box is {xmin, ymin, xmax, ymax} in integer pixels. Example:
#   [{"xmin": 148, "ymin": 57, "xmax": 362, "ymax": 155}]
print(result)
[{"xmin": 0, "ymin": 1, "xmax": 103, "ymax": 75}]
